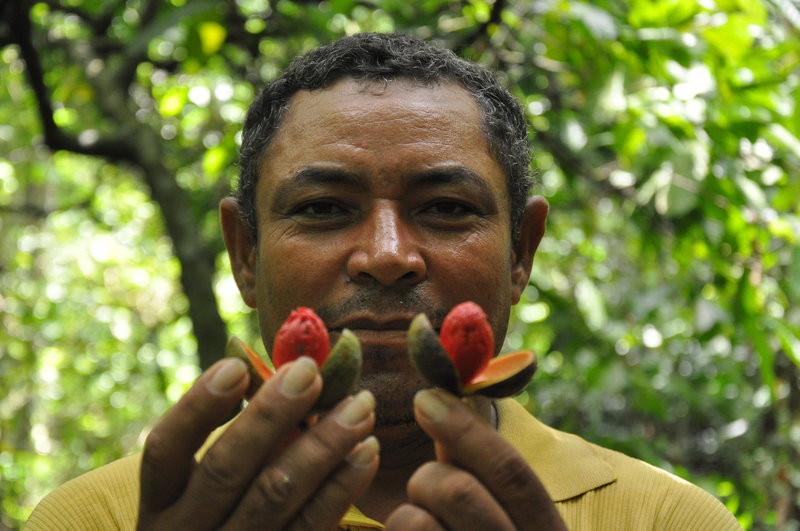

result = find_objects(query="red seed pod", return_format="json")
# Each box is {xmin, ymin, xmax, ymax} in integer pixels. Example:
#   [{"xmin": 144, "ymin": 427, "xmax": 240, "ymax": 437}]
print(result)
[
  {"xmin": 439, "ymin": 301, "xmax": 494, "ymax": 385},
  {"xmin": 272, "ymin": 307, "xmax": 330, "ymax": 368}
]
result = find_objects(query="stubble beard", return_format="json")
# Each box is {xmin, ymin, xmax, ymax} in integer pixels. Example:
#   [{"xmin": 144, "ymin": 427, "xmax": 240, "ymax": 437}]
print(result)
[
  {"xmin": 354, "ymin": 344, "xmax": 429, "ymax": 428},
  {"xmin": 313, "ymin": 289, "xmax": 448, "ymax": 428}
]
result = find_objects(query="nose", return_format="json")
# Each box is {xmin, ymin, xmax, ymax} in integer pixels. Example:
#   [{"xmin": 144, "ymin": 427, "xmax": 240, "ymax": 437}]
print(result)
[{"xmin": 346, "ymin": 204, "xmax": 427, "ymax": 286}]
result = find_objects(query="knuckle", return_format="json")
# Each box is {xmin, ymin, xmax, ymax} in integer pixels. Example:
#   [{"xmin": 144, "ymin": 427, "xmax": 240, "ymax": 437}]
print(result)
[
  {"xmin": 292, "ymin": 511, "xmax": 318, "ymax": 531},
  {"xmin": 386, "ymin": 505, "xmax": 441, "ymax": 531},
  {"xmin": 407, "ymin": 462, "xmax": 440, "ymax": 496},
  {"xmin": 408, "ymin": 462, "xmax": 480, "ymax": 508},
  {"xmin": 302, "ymin": 479, "xmax": 344, "ymax": 525},
  {"xmin": 250, "ymin": 395, "xmax": 289, "ymax": 427},
  {"xmin": 489, "ymin": 449, "xmax": 533, "ymax": 491},
  {"xmin": 288, "ymin": 470, "xmax": 350, "ymax": 530},
  {"xmin": 303, "ymin": 424, "xmax": 341, "ymax": 459},
  {"xmin": 253, "ymin": 467, "xmax": 295, "ymax": 507},
  {"xmin": 445, "ymin": 413, "xmax": 483, "ymax": 446},
  {"xmin": 437, "ymin": 471, "xmax": 480, "ymax": 507},
  {"xmin": 292, "ymin": 501, "xmax": 331, "ymax": 531},
  {"xmin": 405, "ymin": 511, "xmax": 441, "ymax": 531},
  {"xmin": 141, "ymin": 431, "xmax": 171, "ymax": 470},
  {"xmin": 198, "ymin": 450, "xmax": 242, "ymax": 492}
]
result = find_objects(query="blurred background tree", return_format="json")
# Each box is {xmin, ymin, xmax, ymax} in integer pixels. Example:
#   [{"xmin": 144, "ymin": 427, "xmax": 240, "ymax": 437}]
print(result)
[{"xmin": 1, "ymin": 0, "xmax": 798, "ymax": 528}]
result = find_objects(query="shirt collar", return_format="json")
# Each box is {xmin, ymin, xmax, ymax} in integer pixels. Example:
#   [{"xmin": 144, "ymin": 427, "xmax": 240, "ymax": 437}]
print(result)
[{"xmin": 495, "ymin": 398, "xmax": 616, "ymax": 501}]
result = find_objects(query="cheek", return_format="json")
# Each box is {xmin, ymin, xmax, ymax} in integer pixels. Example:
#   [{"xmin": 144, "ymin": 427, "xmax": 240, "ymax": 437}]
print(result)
[
  {"xmin": 255, "ymin": 238, "xmax": 345, "ymax": 314},
  {"xmin": 432, "ymin": 233, "xmax": 513, "ymax": 328},
  {"xmin": 259, "ymin": 243, "xmax": 342, "ymax": 304}
]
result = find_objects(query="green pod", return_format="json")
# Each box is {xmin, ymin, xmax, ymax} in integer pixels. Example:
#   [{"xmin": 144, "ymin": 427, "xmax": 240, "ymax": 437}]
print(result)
[
  {"xmin": 407, "ymin": 313, "xmax": 461, "ymax": 395},
  {"xmin": 314, "ymin": 328, "xmax": 363, "ymax": 411}
]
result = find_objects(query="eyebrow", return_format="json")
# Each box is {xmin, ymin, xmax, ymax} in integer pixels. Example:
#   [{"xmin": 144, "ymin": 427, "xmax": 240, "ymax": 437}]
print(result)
[
  {"xmin": 409, "ymin": 167, "xmax": 495, "ymax": 197},
  {"xmin": 271, "ymin": 167, "xmax": 363, "ymax": 208},
  {"xmin": 270, "ymin": 165, "xmax": 496, "ymax": 207}
]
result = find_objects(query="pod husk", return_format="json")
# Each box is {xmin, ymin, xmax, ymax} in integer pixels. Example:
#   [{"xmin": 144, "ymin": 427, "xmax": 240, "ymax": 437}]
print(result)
[
  {"xmin": 315, "ymin": 328, "xmax": 363, "ymax": 411},
  {"xmin": 408, "ymin": 313, "xmax": 461, "ymax": 395},
  {"xmin": 463, "ymin": 350, "xmax": 537, "ymax": 398},
  {"xmin": 225, "ymin": 336, "xmax": 273, "ymax": 399}
]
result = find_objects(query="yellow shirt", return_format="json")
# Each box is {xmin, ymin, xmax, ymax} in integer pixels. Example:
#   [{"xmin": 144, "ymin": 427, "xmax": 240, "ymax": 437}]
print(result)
[{"xmin": 25, "ymin": 399, "xmax": 741, "ymax": 530}]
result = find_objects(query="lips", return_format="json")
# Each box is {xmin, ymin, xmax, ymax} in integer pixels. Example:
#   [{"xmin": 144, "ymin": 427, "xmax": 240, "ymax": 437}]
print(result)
[
  {"xmin": 329, "ymin": 315, "xmax": 416, "ymax": 331},
  {"xmin": 329, "ymin": 315, "xmax": 444, "ymax": 341},
  {"xmin": 328, "ymin": 315, "xmax": 427, "ymax": 353}
]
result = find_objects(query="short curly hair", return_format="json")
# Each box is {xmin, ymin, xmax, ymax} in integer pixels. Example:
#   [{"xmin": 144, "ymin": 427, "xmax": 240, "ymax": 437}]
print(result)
[{"xmin": 237, "ymin": 32, "xmax": 531, "ymax": 240}]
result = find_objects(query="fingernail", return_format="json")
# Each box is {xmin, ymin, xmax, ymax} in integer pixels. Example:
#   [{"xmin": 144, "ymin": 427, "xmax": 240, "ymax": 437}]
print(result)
[
  {"xmin": 336, "ymin": 390, "xmax": 375, "ymax": 427},
  {"xmin": 414, "ymin": 389, "xmax": 450, "ymax": 422},
  {"xmin": 208, "ymin": 358, "xmax": 247, "ymax": 395},
  {"xmin": 279, "ymin": 357, "xmax": 318, "ymax": 397},
  {"xmin": 347, "ymin": 436, "xmax": 379, "ymax": 468}
]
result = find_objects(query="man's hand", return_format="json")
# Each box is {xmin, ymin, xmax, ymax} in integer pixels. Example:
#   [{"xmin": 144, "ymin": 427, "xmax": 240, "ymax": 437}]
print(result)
[
  {"xmin": 138, "ymin": 356, "xmax": 379, "ymax": 530},
  {"xmin": 385, "ymin": 389, "xmax": 566, "ymax": 530}
]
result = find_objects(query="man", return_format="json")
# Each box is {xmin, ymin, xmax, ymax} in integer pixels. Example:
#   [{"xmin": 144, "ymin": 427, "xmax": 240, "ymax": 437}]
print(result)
[{"xmin": 27, "ymin": 33, "xmax": 740, "ymax": 529}]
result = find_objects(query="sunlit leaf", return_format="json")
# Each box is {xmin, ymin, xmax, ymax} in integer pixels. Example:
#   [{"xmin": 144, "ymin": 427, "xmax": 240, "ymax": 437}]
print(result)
[
  {"xmin": 158, "ymin": 88, "xmax": 187, "ymax": 117},
  {"xmin": 198, "ymin": 21, "xmax": 227, "ymax": 55}
]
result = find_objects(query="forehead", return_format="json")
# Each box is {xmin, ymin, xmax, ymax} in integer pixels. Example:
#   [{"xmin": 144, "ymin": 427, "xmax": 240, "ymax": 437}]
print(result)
[{"xmin": 257, "ymin": 78, "xmax": 506, "ymax": 198}]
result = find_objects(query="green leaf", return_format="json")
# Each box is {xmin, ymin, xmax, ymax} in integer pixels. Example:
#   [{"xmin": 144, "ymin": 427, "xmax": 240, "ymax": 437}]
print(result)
[
  {"xmin": 198, "ymin": 21, "xmax": 227, "ymax": 55},
  {"xmin": 574, "ymin": 277, "xmax": 607, "ymax": 332},
  {"xmin": 202, "ymin": 145, "xmax": 231, "ymax": 177},
  {"xmin": 775, "ymin": 320, "xmax": 800, "ymax": 368},
  {"xmin": 743, "ymin": 318, "xmax": 776, "ymax": 399},
  {"xmin": 702, "ymin": 14, "xmax": 754, "ymax": 64},
  {"xmin": 158, "ymin": 88, "xmax": 187, "ymax": 117}
]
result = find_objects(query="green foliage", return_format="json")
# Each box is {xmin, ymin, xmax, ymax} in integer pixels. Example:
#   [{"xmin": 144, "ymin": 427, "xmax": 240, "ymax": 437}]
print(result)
[{"xmin": 1, "ymin": 0, "xmax": 798, "ymax": 528}]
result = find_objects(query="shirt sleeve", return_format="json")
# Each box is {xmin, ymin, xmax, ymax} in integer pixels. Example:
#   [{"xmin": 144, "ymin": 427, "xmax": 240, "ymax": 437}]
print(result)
[
  {"xmin": 24, "ymin": 454, "xmax": 141, "ymax": 531},
  {"xmin": 655, "ymin": 478, "xmax": 743, "ymax": 531}
]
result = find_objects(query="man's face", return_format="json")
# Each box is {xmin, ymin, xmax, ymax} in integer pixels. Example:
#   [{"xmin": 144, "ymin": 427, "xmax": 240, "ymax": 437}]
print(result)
[{"xmin": 237, "ymin": 78, "xmax": 528, "ymax": 426}]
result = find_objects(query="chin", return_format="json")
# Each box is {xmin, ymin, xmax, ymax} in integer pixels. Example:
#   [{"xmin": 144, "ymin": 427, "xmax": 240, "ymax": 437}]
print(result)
[
  {"xmin": 356, "ymin": 370, "xmax": 428, "ymax": 428},
  {"xmin": 348, "ymin": 342, "xmax": 427, "ymax": 427}
]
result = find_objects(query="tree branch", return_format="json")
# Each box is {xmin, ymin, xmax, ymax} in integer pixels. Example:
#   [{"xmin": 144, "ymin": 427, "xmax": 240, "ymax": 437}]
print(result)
[
  {"xmin": 453, "ymin": 0, "xmax": 507, "ymax": 55},
  {"xmin": 8, "ymin": 1, "xmax": 136, "ymax": 161},
  {"xmin": 8, "ymin": 1, "xmax": 229, "ymax": 371}
]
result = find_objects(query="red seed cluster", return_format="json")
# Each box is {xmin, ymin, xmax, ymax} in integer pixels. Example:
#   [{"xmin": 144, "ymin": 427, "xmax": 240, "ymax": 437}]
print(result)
[
  {"xmin": 271, "ymin": 307, "xmax": 330, "ymax": 368},
  {"xmin": 439, "ymin": 302, "xmax": 494, "ymax": 385}
]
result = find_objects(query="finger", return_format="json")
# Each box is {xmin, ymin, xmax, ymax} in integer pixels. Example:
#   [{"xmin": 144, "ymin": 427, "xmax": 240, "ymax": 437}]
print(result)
[
  {"xmin": 174, "ymin": 357, "xmax": 323, "ymax": 526},
  {"xmin": 226, "ymin": 390, "xmax": 376, "ymax": 528},
  {"xmin": 285, "ymin": 435, "xmax": 380, "ymax": 531},
  {"xmin": 414, "ymin": 389, "xmax": 566, "ymax": 531},
  {"xmin": 406, "ymin": 461, "xmax": 515, "ymax": 530},
  {"xmin": 139, "ymin": 358, "xmax": 249, "ymax": 515},
  {"xmin": 384, "ymin": 504, "xmax": 445, "ymax": 531}
]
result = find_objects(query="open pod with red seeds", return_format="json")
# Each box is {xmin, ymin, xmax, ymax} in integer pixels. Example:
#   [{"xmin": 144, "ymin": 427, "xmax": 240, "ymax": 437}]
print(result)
[
  {"xmin": 408, "ymin": 302, "xmax": 537, "ymax": 398},
  {"xmin": 225, "ymin": 307, "xmax": 363, "ymax": 411}
]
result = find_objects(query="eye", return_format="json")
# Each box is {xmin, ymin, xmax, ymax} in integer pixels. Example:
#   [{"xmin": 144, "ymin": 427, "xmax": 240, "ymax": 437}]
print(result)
[
  {"xmin": 287, "ymin": 199, "xmax": 353, "ymax": 229},
  {"xmin": 291, "ymin": 200, "xmax": 347, "ymax": 219},
  {"xmin": 424, "ymin": 200, "xmax": 475, "ymax": 216},
  {"xmin": 297, "ymin": 201, "xmax": 346, "ymax": 217}
]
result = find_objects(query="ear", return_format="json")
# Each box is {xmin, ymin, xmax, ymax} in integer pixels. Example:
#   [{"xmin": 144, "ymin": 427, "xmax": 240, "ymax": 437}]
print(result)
[
  {"xmin": 220, "ymin": 197, "xmax": 258, "ymax": 309},
  {"xmin": 510, "ymin": 196, "xmax": 548, "ymax": 304}
]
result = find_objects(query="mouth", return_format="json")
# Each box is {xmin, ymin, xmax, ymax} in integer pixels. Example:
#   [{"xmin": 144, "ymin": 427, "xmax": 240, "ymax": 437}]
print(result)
[
  {"xmin": 330, "ymin": 314, "xmax": 415, "ymax": 331},
  {"xmin": 328, "ymin": 314, "xmax": 440, "ymax": 348}
]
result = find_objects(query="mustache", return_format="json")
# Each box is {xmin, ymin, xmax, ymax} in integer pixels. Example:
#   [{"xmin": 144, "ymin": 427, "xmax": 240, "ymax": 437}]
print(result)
[{"xmin": 314, "ymin": 287, "xmax": 449, "ymax": 329}]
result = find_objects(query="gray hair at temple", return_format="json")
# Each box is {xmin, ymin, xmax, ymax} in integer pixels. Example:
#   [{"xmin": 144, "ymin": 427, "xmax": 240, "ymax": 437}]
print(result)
[{"xmin": 237, "ymin": 32, "xmax": 532, "ymax": 241}]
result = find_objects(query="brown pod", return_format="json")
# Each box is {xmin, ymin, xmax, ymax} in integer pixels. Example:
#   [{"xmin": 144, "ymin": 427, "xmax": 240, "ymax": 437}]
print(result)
[
  {"xmin": 407, "ymin": 302, "xmax": 537, "ymax": 398},
  {"xmin": 224, "ymin": 309, "xmax": 363, "ymax": 410}
]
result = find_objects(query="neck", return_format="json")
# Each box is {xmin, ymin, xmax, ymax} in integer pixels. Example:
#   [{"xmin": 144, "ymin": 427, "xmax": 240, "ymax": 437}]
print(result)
[{"xmin": 356, "ymin": 397, "xmax": 495, "ymax": 523}]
